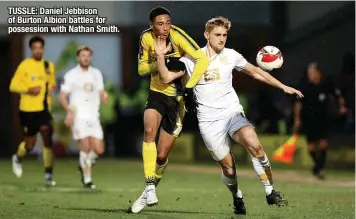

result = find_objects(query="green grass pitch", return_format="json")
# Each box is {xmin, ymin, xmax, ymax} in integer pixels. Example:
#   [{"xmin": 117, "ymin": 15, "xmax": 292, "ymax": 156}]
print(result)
[{"xmin": 0, "ymin": 159, "xmax": 354, "ymax": 219}]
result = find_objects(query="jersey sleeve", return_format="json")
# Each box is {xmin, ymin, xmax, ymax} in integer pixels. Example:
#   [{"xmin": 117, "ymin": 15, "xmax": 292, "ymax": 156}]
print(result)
[
  {"xmin": 138, "ymin": 32, "xmax": 157, "ymax": 76},
  {"xmin": 60, "ymin": 73, "xmax": 73, "ymax": 93},
  {"xmin": 233, "ymin": 50, "xmax": 248, "ymax": 71},
  {"xmin": 97, "ymin": 70, "xmax": 105, "ymax": 91},
  {"xmin": 179, "ymin": 56, "xmax": 195, "ymax": 77},
  {"xmin": 48, "ymin": 62, "xmax": 56, "ymax": 90},
  {"xmin": 173, "ymin": 26, "xmax": 209, "ymax": 88},
  {"xmin": 9, "ymin": 61, "xmax": 28, "ymax": 93}
]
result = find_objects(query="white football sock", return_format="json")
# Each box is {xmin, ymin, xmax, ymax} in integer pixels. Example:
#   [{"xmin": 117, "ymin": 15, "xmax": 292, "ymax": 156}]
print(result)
[
  {"xmin": 89, "ymin": 150, "xmax": 98, "ymax": 161},
  {"xmin": 79, "ymin": 151, "xmax": 88, "ymax": 168},
  {"xmin": 83, "ymin": 172, "xmax": 92, "ymax": 184},
  {"xmin": 79, "ymin": 151, "xmax": 92, "ymax": 184},
  {"xmin": 221, "ymin": 172, "xmax": 243, "ymax": 198},
  {"xmin": 252, "ymin": 153, "xmax": 274, "ymax": 195}
]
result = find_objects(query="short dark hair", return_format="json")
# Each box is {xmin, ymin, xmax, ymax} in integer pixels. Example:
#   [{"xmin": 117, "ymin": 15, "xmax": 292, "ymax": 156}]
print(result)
[
  {"xmin": 29, "ymin": 35, "xmax": 45, "ymax": 48},
  {"xmin": 149, "ymin": 6, "xmax": 171, "ymax": 22}
]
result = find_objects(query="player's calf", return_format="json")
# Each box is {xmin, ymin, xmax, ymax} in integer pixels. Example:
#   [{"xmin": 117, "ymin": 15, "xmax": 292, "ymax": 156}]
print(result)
[
  {"xmin": 217, "ymin": 153, "xmax": 246, "ymax": 214},
  {"xmin": 12, "ymin": 138, "xmax": 36, "ymax": 178},
  {"xmin": 78, "ymin": 138, "xmax": 96, "ymax": 189},
  {"xmin": 89, "ymin": 137, "xmax": 104, "ymax": 165},
  {"xmin": 40, "ymin": 125, "xmax": 56, "ymax": 186},
  {"xmin": 234, "ymin": 127, "xmax": 274, "ymax": 195}
]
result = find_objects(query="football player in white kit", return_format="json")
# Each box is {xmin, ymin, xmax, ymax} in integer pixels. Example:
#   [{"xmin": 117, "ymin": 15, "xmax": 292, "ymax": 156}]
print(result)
[
  {"xmin": 59, "ymin": 46, "xmax": 108, "ymax": 189},
  {"xmin": 154, "ymin": 16, "xmax": 304, "ymax": 215}
]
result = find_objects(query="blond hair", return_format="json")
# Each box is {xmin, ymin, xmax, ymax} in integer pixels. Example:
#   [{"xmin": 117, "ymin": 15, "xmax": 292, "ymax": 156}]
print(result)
[
  {"xmin": 205, "ymin": 16, "xmax": 231, "ymax": 32},
  {"xmin": 76, "ymin": 45, "xmax": 93, "ymax": 56}
]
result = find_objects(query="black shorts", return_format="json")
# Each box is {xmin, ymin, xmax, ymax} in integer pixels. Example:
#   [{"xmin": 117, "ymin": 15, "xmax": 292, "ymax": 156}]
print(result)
[
  {"xmin": 145, "ymin": 90, "xmax": 185, "ymax": 137},
  {"xmin": 303, "ymin": 119, "xmax": 328, "ymax": 142},
  {"xmin": 19, "ymin": 110, "xmax": 52, "ymax": 136}
]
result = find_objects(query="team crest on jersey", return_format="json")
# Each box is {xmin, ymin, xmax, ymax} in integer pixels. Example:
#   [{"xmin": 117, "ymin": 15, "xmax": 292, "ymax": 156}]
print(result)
[
  {"xmin": 31, "ymin": 75, "xmax": 36, "ymax": 81},
  {"xmin": 83, "ymin": 82, "xmax": 94, "ymax": 92},
  {"xmin": 204, "ymin": 68, "xmax": 220, "ymax": 82}
]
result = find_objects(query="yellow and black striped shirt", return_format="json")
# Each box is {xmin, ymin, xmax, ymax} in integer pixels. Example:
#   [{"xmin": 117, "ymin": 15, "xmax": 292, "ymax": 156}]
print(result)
[
  {"xmin": 9, "ymin": 58, "xmax": 56, "ymax": 112},
  {"xmin": 138, "ymin": 25, "xmax": 209, "ymax": 97}
]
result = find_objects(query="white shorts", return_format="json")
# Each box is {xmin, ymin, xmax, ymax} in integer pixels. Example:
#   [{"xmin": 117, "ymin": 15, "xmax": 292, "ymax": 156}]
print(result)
[
  {"xmin": 198, "ymin": 112, "xmax": 251, "ymax": 161},
  {"xmin": 72, "ymin": 118, "xmax": 103, "ymax": 141}
]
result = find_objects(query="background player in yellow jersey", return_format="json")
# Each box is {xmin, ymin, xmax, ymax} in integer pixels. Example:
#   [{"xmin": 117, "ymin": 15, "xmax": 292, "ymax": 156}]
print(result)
[
  {"xmin": 9, "ymin": 36, "xmax": 56, "ymax": 186},
  {"xmin": 130, "ymin": 7, "xmax": 209, "ymax": 213}
]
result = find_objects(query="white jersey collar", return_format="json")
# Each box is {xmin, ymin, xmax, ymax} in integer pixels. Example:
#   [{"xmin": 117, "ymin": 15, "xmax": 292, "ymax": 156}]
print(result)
[
  {"xmin": 202, "ymin": 45, "xmax": 225, "ymax": 61},
  {"xmin": 76, "ymin": 64, "xmax": 92, "ymax": 73}
]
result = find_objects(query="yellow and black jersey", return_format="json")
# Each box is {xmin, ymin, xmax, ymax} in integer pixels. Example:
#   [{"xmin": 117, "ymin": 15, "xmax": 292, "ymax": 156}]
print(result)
[
  {"xmin": 9, "ymin": 58, "xmax": 56, "ymax": 112},
  {"xmin": 138, "ymin": 25, "xmax": 209, "ymax": 97}
]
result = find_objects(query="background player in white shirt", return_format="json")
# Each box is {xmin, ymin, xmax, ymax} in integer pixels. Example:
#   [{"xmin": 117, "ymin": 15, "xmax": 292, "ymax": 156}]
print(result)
[
  {"xmin": 154, "ymin": 16, "xmax": 303, "ymax": 215},
  {"xmin": 59, "ymin": 46, "xmax": 108, "ymax": 189}
]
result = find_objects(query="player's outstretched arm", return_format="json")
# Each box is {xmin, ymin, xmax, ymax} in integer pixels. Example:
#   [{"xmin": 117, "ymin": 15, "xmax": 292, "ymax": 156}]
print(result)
[
  {"xmin": 154, "ymin": 37, "xmax": 185, "ymax": 83},
  {"xmin": 138, "ymin": 34, "xmax": 157, "ymax": 77},
  {"xmin": 173, "ymin": 26, "xmax": 209, "ymax": 88},
  {"xmin": 242, "ymin": 63, "xmax": 304, "ymax": 98}
]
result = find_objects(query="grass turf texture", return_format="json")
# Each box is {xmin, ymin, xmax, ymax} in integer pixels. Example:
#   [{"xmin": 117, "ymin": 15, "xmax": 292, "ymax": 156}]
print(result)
[{"xmin": 0, "ymin": 159, "xmax": 354, "ymax": 219}]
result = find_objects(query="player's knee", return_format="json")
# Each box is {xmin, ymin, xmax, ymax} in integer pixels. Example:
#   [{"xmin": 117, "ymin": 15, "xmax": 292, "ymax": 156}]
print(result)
[
  {"xmin": 25, "ymin": 138, "xmax": 36, "ymax": 150},
  {"xmin": 144, "ymin": 127, "xmax": 156, "ymax": 140},
  {"xmin": 39, "ymin": 125, "xmax": 51, "ymax": 132},
  {"xmin": 157, "ymin": 151, "xmax": 168, "ymax": 164},
  {"xmin": 222, "ymin": 166, "xmax": 236, "ymax": 178},
  {"xmin": 79, "ymin": 139, "xmax": 91, "ymax": 152},
  {"xmin": 94, "ymin": 145, "xmax": 104, "ymax": 155},
  {"xmin": 39, "ymin": 126, "xmax": 53, "ymax": 146},
  {"xmin": 249, "ymin": 142, "xmax": 264, "ymax": 157}
]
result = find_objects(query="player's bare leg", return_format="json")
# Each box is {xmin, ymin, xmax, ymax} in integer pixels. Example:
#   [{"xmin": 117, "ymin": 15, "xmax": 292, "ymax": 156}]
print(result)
[
  {"xmin": 78, "ymin": 137, "xmax": 96, "ymax": 189},
  {"xmin": 131, "ymin": 127, "xmax": 176, "ymax": 213},
  {"xmin": 155, "ymin": 128, "xmax": 176, "ymax": 186},
  {"xmin": 89, "ymin": 137, "xmax": 105, "ymax": 166},
  {"xmin": 130, "ymin": 109, "xmax": 161, "ymax": 213},
  {"xmin": 12, "ymin": 136, "xmax": 36, "ymax": 178},
  {"xmin": 233, "ymin": 126, "xmax": 288, "ymax": 206},
  {"xmin": 217, "ymin": 152, "xmax": 246, "ymax": 215},
  {"xmin": 39, "ymin": 125, "xmax": 56, "ymax": 186}
]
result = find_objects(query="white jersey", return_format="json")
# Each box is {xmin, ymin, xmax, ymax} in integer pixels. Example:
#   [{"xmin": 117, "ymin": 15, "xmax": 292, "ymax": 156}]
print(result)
[
  {"xmin": 180, "ymin": 46, "xmax": 247, "ymax": 121},
  {"xmin": 60, "ymin": 65, "xmax": 104, "ymax": 120}
]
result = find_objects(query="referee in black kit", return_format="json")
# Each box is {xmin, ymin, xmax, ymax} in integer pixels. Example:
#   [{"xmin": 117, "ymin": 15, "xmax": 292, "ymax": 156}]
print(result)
[{"xmin": 293, "ymin": 62, "xmax": 347, "ymax": 179}]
